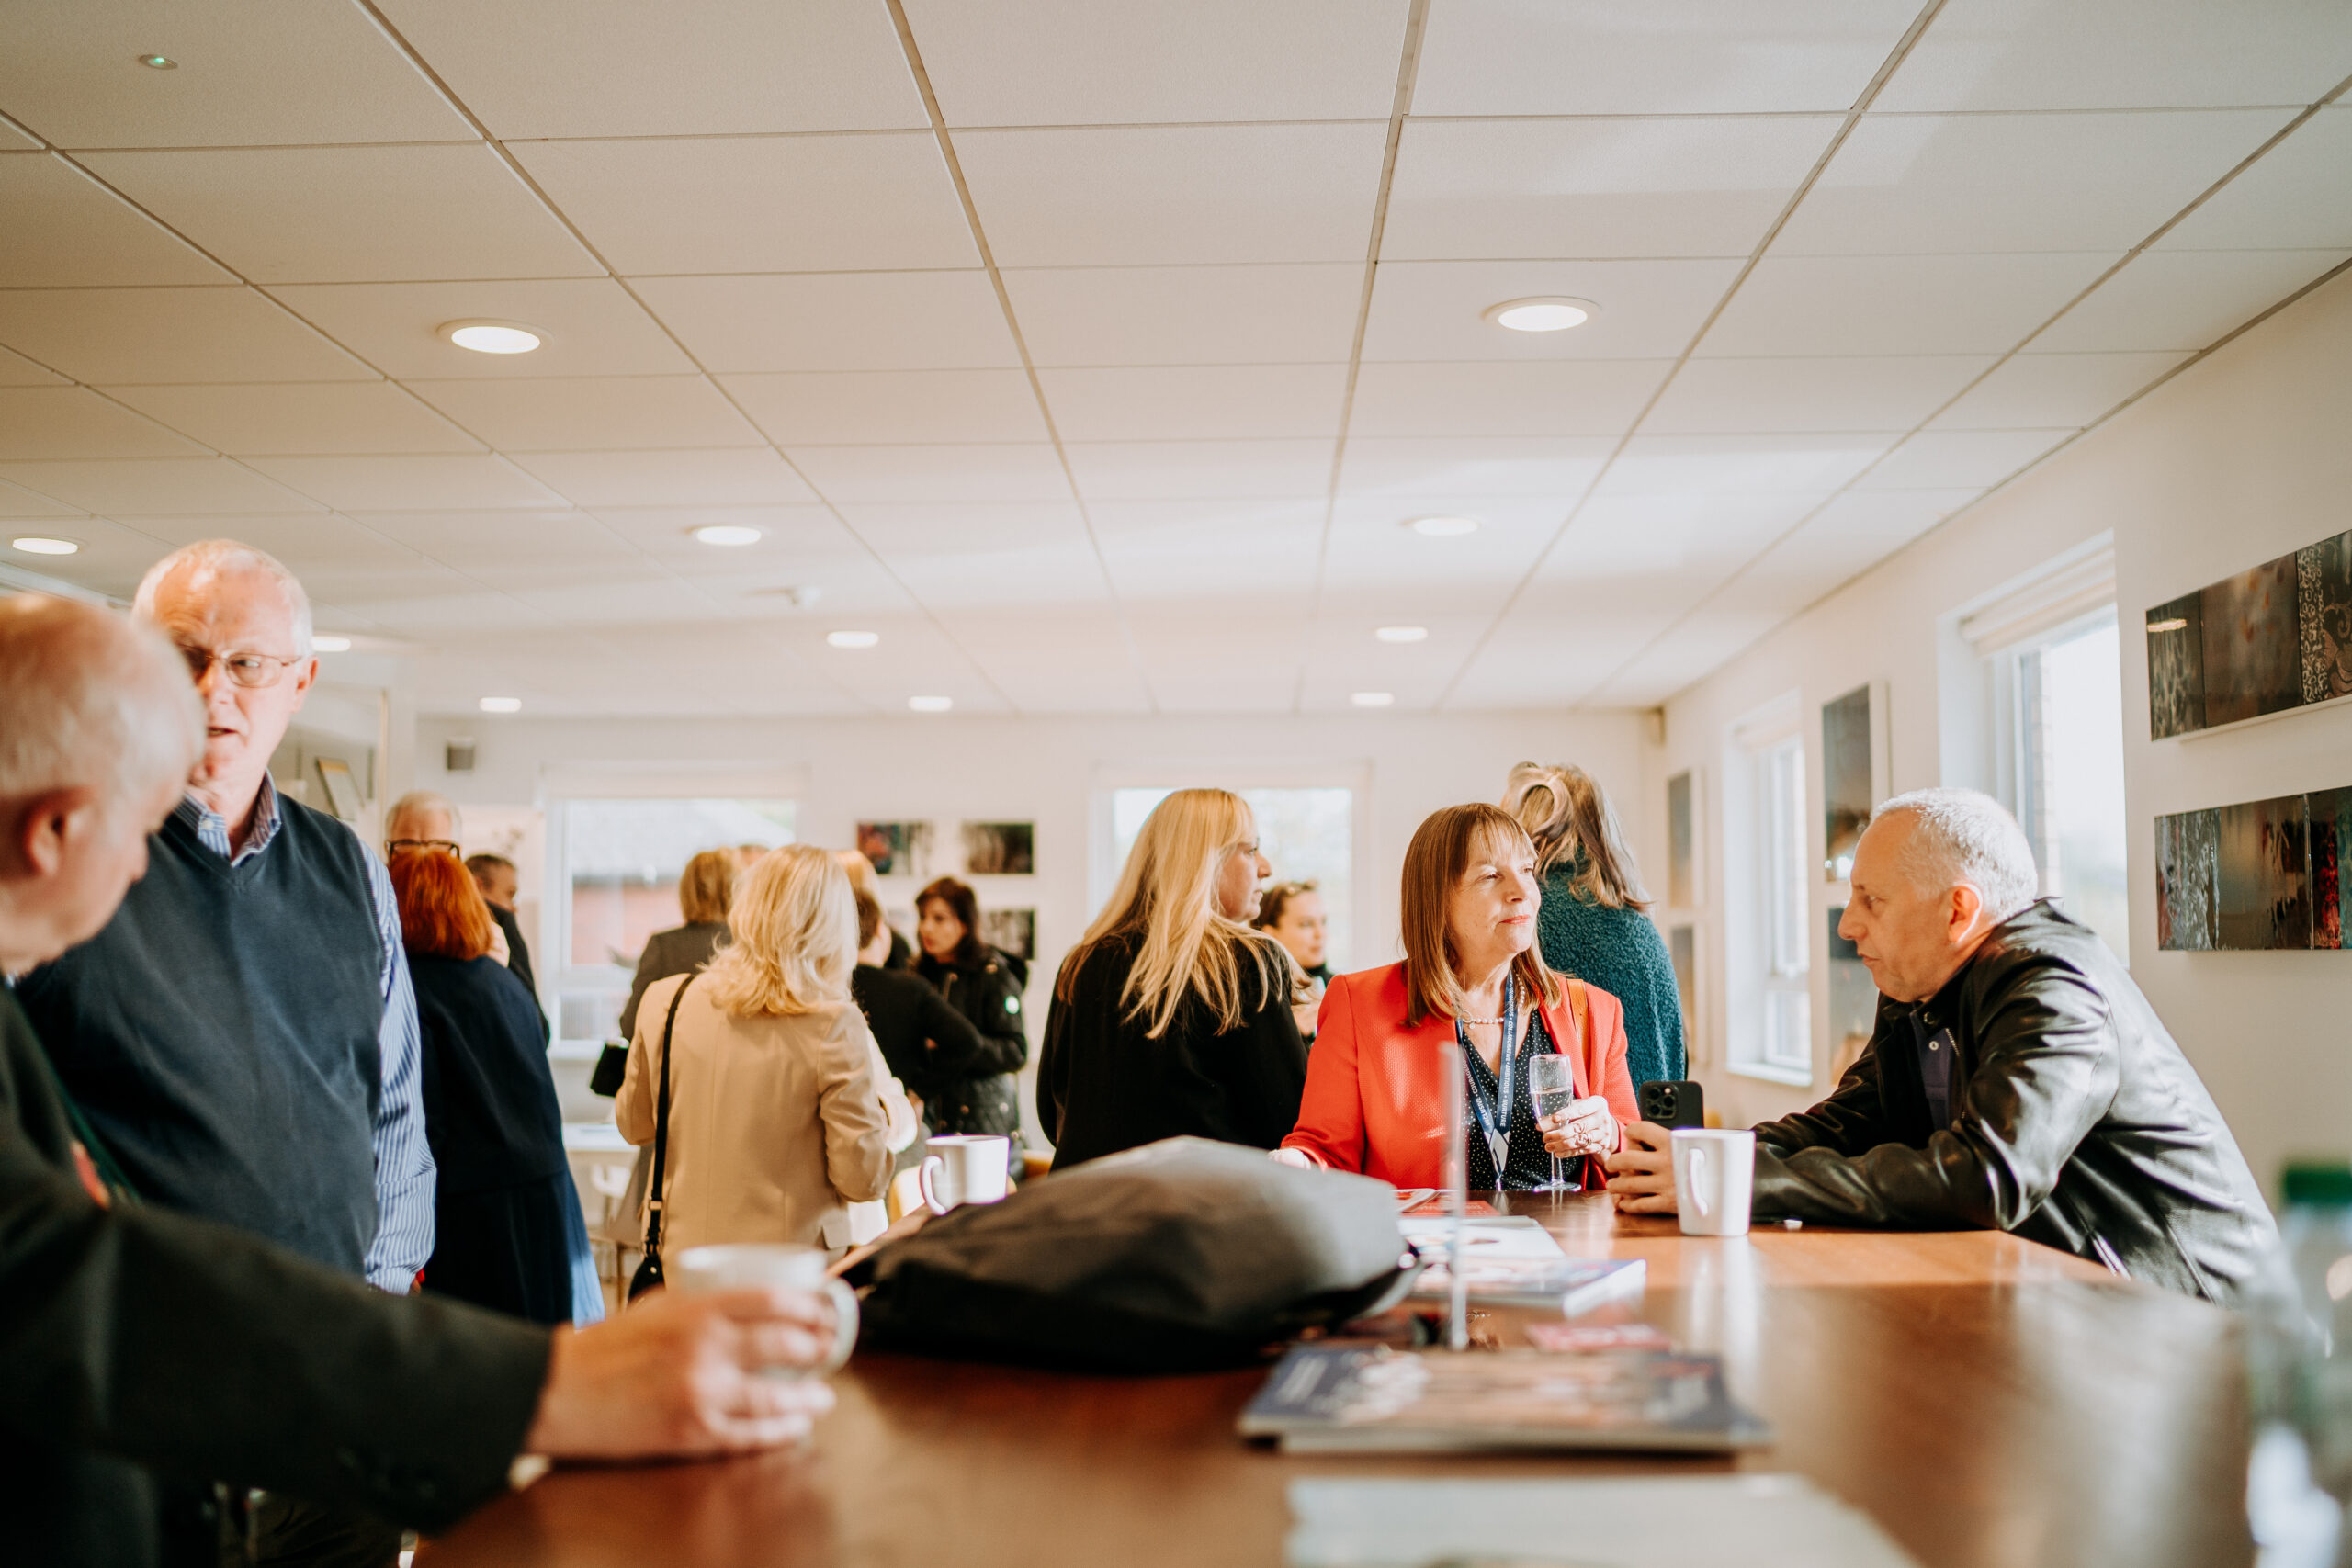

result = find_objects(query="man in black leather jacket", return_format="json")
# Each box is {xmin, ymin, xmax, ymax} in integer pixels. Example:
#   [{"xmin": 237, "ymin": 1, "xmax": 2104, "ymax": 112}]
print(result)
[{"xmin": 1608, "ymin": 787, "xmax": 2277, "ymax": 1303}]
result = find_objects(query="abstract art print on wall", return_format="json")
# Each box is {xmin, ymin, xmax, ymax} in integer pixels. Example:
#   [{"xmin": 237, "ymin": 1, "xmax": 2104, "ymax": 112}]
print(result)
[
  {"xmin": 2308, "ymin": 787, "xmax": 2351, "ymax": 951},
  {"xmin": 2145, "ymin": 593, "xmax": 2205, "ymax": 740},
  {"xmin": 856, "ymin": 821, "xmax": 933, "ymax": 880},
  {"xmin": 962, "ymin": 821, "xmax": 1035, "ymax": 876},
  {"xmin": 1666, "ymin": 771, "xmax": 1696, "ymax": 908},
  {"xmin": 1822, "ymin": 686, "xmax": 1871, "ymax": 882},
  {"xmin": 2199, "ymin": 557, "xmax": 2304, "ymax": 728},
  {"xmin": 2154, "ymin": 807, "xmax": 2219, "ymax": 952},
  {"xmin": 2301, "ymin": 530, "xmax": 2352, "ymax": 705},
  {"xmin": 979, "ymin": 907, "xmax": 1035, "ymax": 962},
  {"xmin": 2213, "ymin": 794, "xmax": 2310, "ymax": 952}
]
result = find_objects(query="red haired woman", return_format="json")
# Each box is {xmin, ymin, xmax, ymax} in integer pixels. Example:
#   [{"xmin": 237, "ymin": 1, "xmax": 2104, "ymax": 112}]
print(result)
[{"xmin": 390, "ymin": 847, "xmax": 597, "ymax": 1324}]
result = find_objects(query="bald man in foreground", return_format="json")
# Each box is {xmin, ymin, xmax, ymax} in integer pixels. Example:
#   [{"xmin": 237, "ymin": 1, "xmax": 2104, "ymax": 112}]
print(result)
[
  {"xmin": 1607, "ymin": 788, "xmax": 2277, "ymax": 1303},
  {"xmin": 0, "ymin": 596, "xmax": 840, "ymax": 1567}
]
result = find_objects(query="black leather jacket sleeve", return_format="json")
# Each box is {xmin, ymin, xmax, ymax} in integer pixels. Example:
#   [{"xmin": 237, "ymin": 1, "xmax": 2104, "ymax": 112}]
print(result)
[{"xmin": 1753, "ymin": 954, "xmax": 2120, "ymax": 1231}]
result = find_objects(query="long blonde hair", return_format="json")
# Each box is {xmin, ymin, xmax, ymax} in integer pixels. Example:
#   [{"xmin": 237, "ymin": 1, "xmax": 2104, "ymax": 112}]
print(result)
[
  {"xmin": 1401, "ymin": 805, "xmax": 1564, "ymax": 1028},
  {"xmin": 1502, "ymin": 761, "xmax": 1650, "ymax": 911},
  {"xmin": 1057, "ymin": 788, "xmax": 1284, "ymax": 1038},
  {"xmin": 698, "ymin": 844, "xmax": 854, "ymax": 1018}
]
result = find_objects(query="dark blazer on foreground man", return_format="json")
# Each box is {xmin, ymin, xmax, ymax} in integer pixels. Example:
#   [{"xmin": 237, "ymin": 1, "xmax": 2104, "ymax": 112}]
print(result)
[
  {"xmin": 0, "ymin": 987, "xmax": 548, "ymax": 1567},
  {"xmin": 1749, "ymin": 901, "xmax": 2276, "ymax": 1303}
]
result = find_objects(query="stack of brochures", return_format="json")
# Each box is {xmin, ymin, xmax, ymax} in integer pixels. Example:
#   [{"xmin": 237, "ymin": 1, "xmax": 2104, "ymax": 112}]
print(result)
[
  {"xmin": 1396, "ymin": 1213, "xmax": 1648, "ymax": 1313},
  {"xmin": 1239, "ymin": 1343, "xmax": 1771, "ymax": 1453}
]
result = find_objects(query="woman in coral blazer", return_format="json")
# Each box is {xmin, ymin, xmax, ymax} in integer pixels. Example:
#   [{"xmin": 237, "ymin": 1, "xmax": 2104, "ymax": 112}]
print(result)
[{"xmin": 1280, "ymin": 804, "xmax": 1639, "ymax": 1190}]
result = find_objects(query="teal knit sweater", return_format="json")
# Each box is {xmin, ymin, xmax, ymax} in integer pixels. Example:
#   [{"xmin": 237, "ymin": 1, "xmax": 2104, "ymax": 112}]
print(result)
[{"xmin": 1533, "ymin": 864, "xmax": 1687, "ymax": 1088}]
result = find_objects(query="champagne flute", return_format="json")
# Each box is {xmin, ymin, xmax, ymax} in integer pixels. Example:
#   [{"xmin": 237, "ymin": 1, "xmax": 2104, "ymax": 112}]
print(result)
[{"xmin": 1529, "ymin": 1055, "xmax": 1576, "ymax": 1193}]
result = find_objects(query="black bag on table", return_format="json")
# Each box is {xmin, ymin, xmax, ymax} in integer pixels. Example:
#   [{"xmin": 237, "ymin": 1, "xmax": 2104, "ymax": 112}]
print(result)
[{"xmin": 850, "ymin": 1137, "xmax": 1417, "ymax": 1372}]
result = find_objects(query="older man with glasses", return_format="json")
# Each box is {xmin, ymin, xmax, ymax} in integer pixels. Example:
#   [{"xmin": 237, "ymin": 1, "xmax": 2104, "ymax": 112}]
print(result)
[{"xmin": 15, "ymin": 540, "xmax": 434, "ymax": 1568}]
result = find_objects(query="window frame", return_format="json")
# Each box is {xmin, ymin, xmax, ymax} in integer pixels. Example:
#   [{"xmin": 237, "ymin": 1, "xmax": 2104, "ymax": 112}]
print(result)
[{"xmin": 1722, "ymin": 693, "xmax": 1815, "ymax": 1089}]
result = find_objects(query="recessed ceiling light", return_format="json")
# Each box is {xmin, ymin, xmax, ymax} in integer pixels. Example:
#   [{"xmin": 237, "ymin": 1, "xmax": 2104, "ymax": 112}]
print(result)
[
  {"xmin": 1407, "ymin": 515, "xmax": 1480, "ymax": 538},
  {"xmin": 10, "ymin": 536, "xmax": 79, "ymax": 556},
  {"xmin": 137, "ymin": 54, "xmax": 176, "ymax": 70},
  {"xmin": 827, "ymin": 630, "xmax": 880, "ymax": 649},
  {"xmin": 1483, "ymin": 296, "xmax": 1597, "ymax": 333},
  {"xmin": 1374, "ymin": 626, "xmax": 1429, "ymax": 644},
  {"xmin": 478, "ymin": 696, "xmax": 522, "ymax": 714},
  {"xmin": 311, "ymin": 635, "xmax": 353, "ymax": 653},
  {"xmin": 908, "ymin": 695, "xmax": 954, "ymax": 713},
  {"xmin": 692, "ymin": 525, "xmax": 763, "ymax": 547},
  {"xmin": 439, "ymin": 319, "xmax": 543, "ymax": 355},
  {"xmin": 1351, "ymin": 692, "xmax": 1396, "ymax": 709}
]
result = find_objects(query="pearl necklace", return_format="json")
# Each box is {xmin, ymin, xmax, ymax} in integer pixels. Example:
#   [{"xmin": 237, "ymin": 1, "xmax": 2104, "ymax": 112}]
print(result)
[{"xmin": 1457, "ymin": 981, "xmax": 1516, "ymax": 1028}]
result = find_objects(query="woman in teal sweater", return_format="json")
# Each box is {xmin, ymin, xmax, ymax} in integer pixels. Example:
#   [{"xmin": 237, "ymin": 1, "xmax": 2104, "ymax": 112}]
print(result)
[{"xmin": 1503, "ymin": 762, "xmax": 1687, "ymax": 1088}]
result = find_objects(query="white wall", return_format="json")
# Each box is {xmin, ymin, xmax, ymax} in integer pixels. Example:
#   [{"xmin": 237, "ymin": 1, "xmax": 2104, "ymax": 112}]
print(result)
[
  {"xmin": 1650, "ymin": 268, "xmax": 2352, "ymax": 1196},
  {"xmin": 419, "ymin": 707, "xmax": 1649, "ymax": 1144}
]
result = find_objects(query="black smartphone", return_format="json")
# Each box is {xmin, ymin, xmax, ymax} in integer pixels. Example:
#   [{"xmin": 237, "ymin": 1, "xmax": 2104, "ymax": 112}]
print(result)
[{"xmin": 1637, "ymin": 1079, "xmax": 1705, "ymax": 1130}]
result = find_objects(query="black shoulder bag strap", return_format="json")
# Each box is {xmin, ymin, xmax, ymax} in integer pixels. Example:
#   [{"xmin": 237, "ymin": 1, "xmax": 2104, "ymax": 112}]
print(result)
[{"xmin": 627, "ymin": 974, "xmax": 695, "ymax": 1301}]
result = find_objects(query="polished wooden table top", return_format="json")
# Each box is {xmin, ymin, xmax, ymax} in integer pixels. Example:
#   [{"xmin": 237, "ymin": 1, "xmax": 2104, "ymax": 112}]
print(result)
[{"xmin": 424, "ymin": 1194, "xmax": 2253, "ymax": 1568}]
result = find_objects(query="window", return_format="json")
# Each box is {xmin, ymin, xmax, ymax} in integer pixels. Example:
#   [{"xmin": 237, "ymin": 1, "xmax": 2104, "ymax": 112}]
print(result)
[
  {"xmin": 2014, "ymin": 616, "xmax": 2131, "ymax": 960},
  {"xmin": 551, "ymin": 797, "xmax": 796, "ymax": 1044},
  {"xmin": 1106, "ymin": 786, "xmax": 1353, "ymax": 970},
  {"xmin": 1723, "ymin": 694, "xmax": 1812, "ymax": 1086},
  {"xmin": 1758, "ymin": 736, "xmax": 1813, "ymax": 1075}
]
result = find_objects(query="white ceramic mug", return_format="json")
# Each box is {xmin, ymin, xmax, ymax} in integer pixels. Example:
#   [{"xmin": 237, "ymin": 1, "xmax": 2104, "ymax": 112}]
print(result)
[
  {"xmin": 1671, "ymin": 1128, "xmax": 1756, "ymax": 1237},
  {"xmin": 671, "ymin": 1243, "xmax": 859, "ymax": 1376},
  {"xmin": 920, "ymin": 1134, "xmax": 1012, "ymax": 1214}
]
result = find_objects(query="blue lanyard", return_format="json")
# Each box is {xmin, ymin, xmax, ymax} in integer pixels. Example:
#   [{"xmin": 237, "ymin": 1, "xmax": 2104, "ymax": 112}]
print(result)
[{"xmin": 1457, "ymin": 980, "xmax": 1520, "ymax": 1179}]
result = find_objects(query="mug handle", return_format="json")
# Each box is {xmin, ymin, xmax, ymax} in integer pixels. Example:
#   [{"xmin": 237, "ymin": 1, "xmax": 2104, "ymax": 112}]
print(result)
[
  {"xmin": 919, "ymin": 1154, "xmax": 950, "ymax": 1216},
  {"xmin": 815, "ymin": 1277, "xmax": 860, "ymax": 1375},
  {"xmin": 1689, "ymin": 1146, "xmax": 1713, "ymax": 1220}
]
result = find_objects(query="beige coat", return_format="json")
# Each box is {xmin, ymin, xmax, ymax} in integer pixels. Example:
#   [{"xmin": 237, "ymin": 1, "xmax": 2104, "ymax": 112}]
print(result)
[{"xmin": 616, "ymin": 973, "xmax": 897, "ymax": 1255}]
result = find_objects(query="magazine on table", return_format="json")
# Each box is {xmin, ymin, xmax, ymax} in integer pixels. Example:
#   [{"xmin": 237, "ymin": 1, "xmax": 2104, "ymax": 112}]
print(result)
[{"xmin": 1239, "ymin": 1343, "xmax": 1771, "ymax": 1454}]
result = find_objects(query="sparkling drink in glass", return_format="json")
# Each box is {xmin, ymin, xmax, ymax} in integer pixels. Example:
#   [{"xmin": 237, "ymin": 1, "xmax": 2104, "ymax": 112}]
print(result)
[{"xmin": 1530, "ymin": 1054, "xmax": 1576, "ymax": 1192}]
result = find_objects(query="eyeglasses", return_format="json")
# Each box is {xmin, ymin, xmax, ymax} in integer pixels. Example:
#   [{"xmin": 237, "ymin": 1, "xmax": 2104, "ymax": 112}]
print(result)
[
  {"xmin": 176, "ymin": 643, "xmax": 306, "ymax": 689},
  {"xmin": 387, "ymin": 839, "xmax": 461, "ymax": 858}
]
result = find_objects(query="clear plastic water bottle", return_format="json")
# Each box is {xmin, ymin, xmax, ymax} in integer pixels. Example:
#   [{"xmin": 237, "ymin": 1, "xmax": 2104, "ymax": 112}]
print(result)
[{"xmin": 2248, "ymin": 1163, "xmax": 2352, "ymax": 1567}]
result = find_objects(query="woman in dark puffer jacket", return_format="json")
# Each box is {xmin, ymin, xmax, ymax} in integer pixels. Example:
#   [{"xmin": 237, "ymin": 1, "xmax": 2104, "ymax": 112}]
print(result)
[{"xmin": 911, "ymin": 877, "xmax": 1029, "ymax": 1146}]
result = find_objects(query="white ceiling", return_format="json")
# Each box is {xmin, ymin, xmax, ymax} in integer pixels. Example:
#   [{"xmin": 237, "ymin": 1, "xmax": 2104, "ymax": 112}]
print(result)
[{"xmin": 2, "ymin": 0, "xmax": 2348, "ymax": 718}]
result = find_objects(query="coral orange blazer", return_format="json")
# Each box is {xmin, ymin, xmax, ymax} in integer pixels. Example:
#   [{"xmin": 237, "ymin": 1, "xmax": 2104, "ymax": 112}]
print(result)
[{"xmin": 1281, "ymin": 962, "xmax": 1640, "ymax": 1190}]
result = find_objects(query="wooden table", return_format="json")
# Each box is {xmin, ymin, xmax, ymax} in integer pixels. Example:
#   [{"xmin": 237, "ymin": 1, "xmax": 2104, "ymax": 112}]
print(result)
[{"xmin": 423, "ymin": 1193, "xmax": 2254, "ymax": 1568}]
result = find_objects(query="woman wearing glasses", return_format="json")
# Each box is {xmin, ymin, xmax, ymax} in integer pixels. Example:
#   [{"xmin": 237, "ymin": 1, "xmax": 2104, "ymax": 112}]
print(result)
[{"xmin": 1038, "ymin": 789, "xmax": 1309, "ymax": 1169}]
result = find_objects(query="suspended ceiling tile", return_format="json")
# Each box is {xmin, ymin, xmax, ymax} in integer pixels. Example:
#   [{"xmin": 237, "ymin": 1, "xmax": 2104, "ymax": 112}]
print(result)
[
  {"xmin": 125, "ymin": 512, "xmax": 425, "ymax": 576},
  {"xmin": 785, "ymin": 443, "xmax": 1070, "ymax": 503},
  {"xmin": 879, "ymin": 536, "xmax": 1114, "ymax": 613},
  {"xmin": 0, "ymin": 155, "xmax": 231, "ymax": 287},
  {"xmin": 1320, "ymin": 494, "xmax": 1566, "ymax": 613},
  {"xmin": 1852, "ymin": 427, "xmax": 2073, "ymax": 491},
  {"xmin": 1335, "ymin": 437, "xmax": 1611, "ymax": 498},
  {"xmin": 2030, "ymin": 248, "xmax": 2350, "ymax": 353},
  {"xmin": 513, "ymin": 448, "xmax": 820, "ymax": 509},
  {"xmin": 1646, "ymin": 355, "xmax": 1995, "ymax": 434},
  {"xmin": 584, "ymin": 503, "xmax": 850, "ymax": 560},
  {"xmin": 242, "ymin": 454, "xmax": 565, "ymax": 512},
  {"xmin": 1002, "ymin": 264, "xmax": 1364, "ymax": 367},
  {"xmin": 1064, "ymin": 439, "xmax": 1334, "ymax": 501},
  {"xmin": 1535, "ymin": 492, "xmax": 1826, "ymax": 591},
  {"xmin": 904, "ymin": 0, "xmax": 1409, "ymax": 125},
  {"xmin": 374, "ymin": 0, "xmax": 924, "ymax": 139},
  {"xmin": 0, "ymin": 287, "xmax": 374, "ymax": 385},
  {"xmin": 407, "ymin": 377, "xmax": 764, "ymax": 451},
  {"xmin": 633, "ymin": 272, "xmax": 1019, "ymax": 372},
  {"xmin": 0, "ymin": 476, "xmax": 87, "ymax": 517},
  {"xmin": 1383, "ymin": 116, "xmax": 1840, "ymax": 262},
  {"xmin": 1360, "ymin": 258, "xmax": 1745, "ymax": 362},
  {"xmin": 103, "ymin": 382, "xmax": 485, "ymax": 456},
  {"xmin": 78, "ymin": 144, "xmax": 601, "ymax": 284},
  {"xmin": 1412, "ymin": 0, "xmax": 1925, "ymax": 116},
  {"xmin": 1091, "ymin": 499, "xmax": 1325, "ymax": 602},
  {"xmin": 0, "ymin": 344, "xmax": 67, "ymax": 387},
  {"xmin": 1928, "ymin": 351, "xmax": 2192, "ymax": 431},
  {"xmin": 1796, "ymin": 485, "xmax": 1982, "ymax": 547},
  {"xmin": 0, "ymin": 389, "xmax": 207, "ymax": 460},
  {"xmin": 1702, "ymin": 252, "xmax": 2118, "ymax": 356},
  {"xmin": 718, "ymin": 369, "xmax": 1047, "ymax": 446},
  {"xmin": 0, "ymin": 118, "xmax": 41, "ymax": 152},
  {"xmin": 0, "ymin": 513, "xmax": 173, "ymax": 592},
  {"xmin": 1597, "ymin": 433, "xmax": 1893, "ymax": 496},
  {"xmin": 1038, "ymin": 366, "xmax": 1350, "ymax": 442},
  {"xmin": 0, "ymin": 0, "xmax": 470, "ymax": 148},
  {"xmin": 1347, "ymin": 360, "xmax": 1671, "ymax": 438},
  {"xmin": 1775, "ymin": 108, "xmax": 2299, "ymax": 256},
  {"xmin": 955, "ymin": 123, "xmax": 1389, "ymax": 267},
  {"xmin": 932, "ymin": 613, "xmax": 1154, "ymax": 715},
  {"xmin": 348, "ymin": 509, "xmax": 639, "ymax": 578},
  {"xmin": 833, "ymin": 500, "xmax": 1087, "ymax": 556},
  {"xmin": 510, "ymin": 134, "xmax": 976, "ymax": 276},
  {"xmin": 2159, "ymin": 107, "xmax": 2352, "ymax": 253},
  {"xmin": 1874, "ymin": 0, "xmax": 2352, "ymax": 112},
  {"xmin": 268, "ymin": 278, "xmax": 695, "ymax": 380},
  {"xmin": 0, "ymin": 457, "xmax": 322, "ymax": 514}
]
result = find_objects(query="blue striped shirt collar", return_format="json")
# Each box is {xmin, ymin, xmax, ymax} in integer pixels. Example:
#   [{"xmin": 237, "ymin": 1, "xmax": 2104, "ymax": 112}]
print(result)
[{"xmin": 175, "ymin": 773, "xmax": 282, "ymax": 866}]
